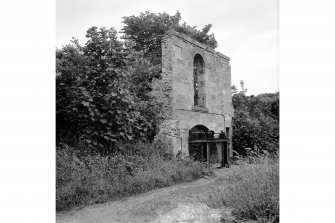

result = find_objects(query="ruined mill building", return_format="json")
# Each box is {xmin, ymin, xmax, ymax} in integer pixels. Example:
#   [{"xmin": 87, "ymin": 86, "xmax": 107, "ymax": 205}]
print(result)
[{"xmin": 154, "ymin": 30, "xmax": 234, "ymax": 167}]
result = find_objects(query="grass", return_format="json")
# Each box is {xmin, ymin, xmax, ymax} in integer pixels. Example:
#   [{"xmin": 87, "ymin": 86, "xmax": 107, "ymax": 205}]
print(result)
[
  {"xmin": 204, "ymin": 157, "xmax": 279, "ymax": 223},
  {"xmin": 56, "ymin": 142, "xmax": 211, "ymax": 212}
]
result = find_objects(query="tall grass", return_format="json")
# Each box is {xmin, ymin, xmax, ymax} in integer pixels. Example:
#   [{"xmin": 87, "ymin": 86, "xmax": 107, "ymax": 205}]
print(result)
[
  {"xmin": 205, "ymin": 159, "xmax": 279, "ymax": 223},
  {"xmin": 56, "ymin": 142, "xmax": 211, "ymax": 212}
]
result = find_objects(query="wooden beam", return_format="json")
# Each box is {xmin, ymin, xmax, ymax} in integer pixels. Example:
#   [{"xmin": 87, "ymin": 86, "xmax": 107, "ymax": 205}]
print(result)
[
  {"xmin": 227, "ymin": 142, "xmax": 230, "ymax": 166},
  {"xmin": 200, "ymin": 143, "xmax": 204, "ymax": 162},
  {"xmin": 189, "ymin": 139, "xmax": 228, "ymax": 143},
  {"xmin": 223, "ymin": 142, "xmax": 228, "ymax": 167},
  {"xmin": 207, "ymin": 142, "xmax": 210, "ymax": 167},
  {"xmin": 221, "ymin": 142, "xmax": 224, "ymax": 167}
]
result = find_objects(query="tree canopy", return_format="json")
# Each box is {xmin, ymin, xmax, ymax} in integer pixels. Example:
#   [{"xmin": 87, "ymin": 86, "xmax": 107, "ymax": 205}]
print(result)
[{"xmin": 121, "ymin": 11, "xmax": 218, "ymax": 66}]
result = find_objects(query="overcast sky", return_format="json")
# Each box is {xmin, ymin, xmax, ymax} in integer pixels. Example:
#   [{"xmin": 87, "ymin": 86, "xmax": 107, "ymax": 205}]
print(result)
[{"xmin": 57, "ymin": 0, "xmax": 278, "ymax": 95}]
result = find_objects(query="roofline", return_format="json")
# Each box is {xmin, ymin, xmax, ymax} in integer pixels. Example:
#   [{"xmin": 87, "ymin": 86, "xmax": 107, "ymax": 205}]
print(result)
[{"xmin": 166, "ymin": 29, "xmax": 230, "ymax": 61}]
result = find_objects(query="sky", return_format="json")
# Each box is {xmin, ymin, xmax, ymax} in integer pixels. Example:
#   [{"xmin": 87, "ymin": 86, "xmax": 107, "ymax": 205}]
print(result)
[{"xmin": 56, "ymin": 0, "xmax": 278, "ymax": 95}]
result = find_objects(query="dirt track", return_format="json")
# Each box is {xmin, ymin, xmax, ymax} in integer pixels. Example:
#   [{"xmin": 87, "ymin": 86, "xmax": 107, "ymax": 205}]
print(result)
[{"xmin": 56, "ymin": 166, "xmax": 242, "ymax": 223}]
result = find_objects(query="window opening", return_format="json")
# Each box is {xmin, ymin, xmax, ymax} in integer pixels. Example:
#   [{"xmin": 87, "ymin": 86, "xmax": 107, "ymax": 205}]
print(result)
[{"xmin": 193, "ymin": 54, "xmax": 205, "ymax": 107}]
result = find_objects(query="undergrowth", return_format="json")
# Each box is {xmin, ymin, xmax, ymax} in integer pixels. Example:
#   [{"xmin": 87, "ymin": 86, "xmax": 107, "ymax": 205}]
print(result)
[
  {"xmin": 56, "ymin": 141, "xmax": 211, "ymax": 212},
  {"xmin": 205, "ymin": 158, "xmax": 279, "ymax": 223}
]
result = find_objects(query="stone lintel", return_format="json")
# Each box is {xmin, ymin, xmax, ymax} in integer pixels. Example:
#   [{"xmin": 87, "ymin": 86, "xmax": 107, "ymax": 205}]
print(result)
[{"xmin": 192, "ymin": 105, "xmax": 209, "ymax": 113}]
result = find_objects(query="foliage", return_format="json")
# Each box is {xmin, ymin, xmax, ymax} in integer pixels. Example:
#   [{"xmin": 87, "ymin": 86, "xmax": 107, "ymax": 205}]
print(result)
[
  {"xmin": 121, "ymin": 11, "xmax": 180, "ymax": 67},
  {"xmin": 228, "ymin": 162, "xmax": 279, "ymax": 222},
  {"xmin": 121, "ymin": 11, "xmax": 218, "ymax": 67},
  {"xmin": 174, "ymin": 22, "xmax": 218, "ymax": 49},
  {"xmin": 120, "ymin": 11, "xmax": 218, "ymax": 106},
  {"xmin": 56, "ymin": 27, "xmax": 164, "ymax": 151},
  {"xmin": 232, "ymin": 81, "xmax": 279, "ymax": 156},
  {"xmin": 57, "ymin": 11, "xmax": 217, "ymax": 151},
  {"xmin": 206, "ymin": 160, "xmax": 279, "ymax": 223},
  {"xmin": 56, "ymin": 142, "xmax": 211, "ymax": 211},
  {"xmin": 126, "ymin": 49, "xmax": 158, "ymax": 99}
]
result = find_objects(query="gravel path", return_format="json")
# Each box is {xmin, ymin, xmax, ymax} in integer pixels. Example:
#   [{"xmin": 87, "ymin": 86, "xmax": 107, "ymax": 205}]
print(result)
[{"xmin": 56, "ymin": 166, "xmax": 242, "ymax": 223}]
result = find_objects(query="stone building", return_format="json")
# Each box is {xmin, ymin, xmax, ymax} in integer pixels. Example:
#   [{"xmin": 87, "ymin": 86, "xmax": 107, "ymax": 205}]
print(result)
[{"xmin": 154, "ymin": 30, "xmax": 234, "ymax": 166}]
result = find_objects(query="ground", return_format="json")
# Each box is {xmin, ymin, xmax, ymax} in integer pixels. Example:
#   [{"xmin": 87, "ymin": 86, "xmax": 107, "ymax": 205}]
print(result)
[{"xmin": 56, "ymin": 165, "xmax": 254, "ymax": 223}]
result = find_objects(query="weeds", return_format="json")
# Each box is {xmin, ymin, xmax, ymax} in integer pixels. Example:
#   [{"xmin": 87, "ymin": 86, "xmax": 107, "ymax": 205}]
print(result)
[
  {"xmin": 56, "ymin": 142, "xmax": 211, "ymax": 211},
  {"xmin": 204, "ymin": 158, "xmax": 279, "ymax": 223}
]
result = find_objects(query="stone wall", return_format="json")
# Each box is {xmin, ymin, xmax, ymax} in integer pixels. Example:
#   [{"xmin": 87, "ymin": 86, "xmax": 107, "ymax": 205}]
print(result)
[{"xmin": 156, "ymin": 30, "xmax": 234, "ymax": 157}]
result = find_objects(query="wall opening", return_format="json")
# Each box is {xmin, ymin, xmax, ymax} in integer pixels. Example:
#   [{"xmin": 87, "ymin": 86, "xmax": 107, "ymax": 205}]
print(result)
[
  {"xmin": 188, "ymin": 125, "xmax": 228, "ymax": 167},
  {"xmin": 188, "ymin": 125, "xmax": 209, "ymax": 162},
  {"xmin": 193, "ymin": 54, "xmax": 205, "ymax": 107}
]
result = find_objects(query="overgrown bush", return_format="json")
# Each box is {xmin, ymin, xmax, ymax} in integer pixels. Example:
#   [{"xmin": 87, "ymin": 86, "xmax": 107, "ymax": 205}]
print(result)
[
  {"xmin": 56, "ymin": 28, "xmax": 165, "ymax": 151},
  {"xmin": 56, "ymin": 142, "xmax": 211, "ymax": 212}
]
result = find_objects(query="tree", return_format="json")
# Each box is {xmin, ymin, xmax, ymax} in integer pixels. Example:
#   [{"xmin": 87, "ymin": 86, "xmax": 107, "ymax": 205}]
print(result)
[
  {"xmin": 56, "ymin": 38, "xmax": 87, "ymax": 142},
  {"xmin": 122, "ymin": 11, "xmax": 181, "ymax": 66},
  {"xmin": 232, "ymin": 81, "xmax": 279, "ymax": 156},
  {"xmin": 56, "ymin": 27, "xmax": 161, "ymax": 152},
  {"xmin": 121, "ymin": 11, "xmax": 218, "ymax": 67},
  {"xmin": 231, "ymin": 85, "xmax": 238, "ymax": 95}
]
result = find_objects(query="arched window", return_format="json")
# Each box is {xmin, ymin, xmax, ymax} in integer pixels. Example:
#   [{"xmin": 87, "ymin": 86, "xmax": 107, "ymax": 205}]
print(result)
[{"xmin": 193, "ymin": 54, "xmax": 205, "ymax": 107}]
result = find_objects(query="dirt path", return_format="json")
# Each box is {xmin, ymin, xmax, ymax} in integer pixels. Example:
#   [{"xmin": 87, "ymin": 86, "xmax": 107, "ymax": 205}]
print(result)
[{"xmin": 56, "ymin": 166, "xmax": 242, "ymax": 223}]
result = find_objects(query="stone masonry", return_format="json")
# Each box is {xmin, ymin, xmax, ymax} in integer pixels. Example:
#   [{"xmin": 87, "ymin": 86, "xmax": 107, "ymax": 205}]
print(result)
[{"xmin": 155, "ymin": 30, "xmax": 234, "ymax": 157}]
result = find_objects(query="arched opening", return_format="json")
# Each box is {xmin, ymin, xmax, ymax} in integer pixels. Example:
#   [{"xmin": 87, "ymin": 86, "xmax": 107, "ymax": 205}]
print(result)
[
  {"xmin": 190, "ymin": 125, "xmax": 209, "ymax": 134},
  {"xmin": 188, "ymin": 125, "xmax": 229, "ymax": 167},
  {"xmin": 188, "ymin": 125, "xmax": 211, "ymax": 162},
  {"xmin": 193, "ymin": 54, "xmax": 205, "ymax": 107}
]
